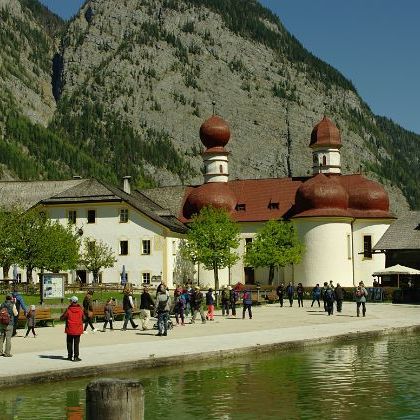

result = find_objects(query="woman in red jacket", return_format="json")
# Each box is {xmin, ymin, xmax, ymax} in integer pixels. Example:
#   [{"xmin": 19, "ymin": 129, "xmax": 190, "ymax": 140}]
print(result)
[{"xmin": 61, "ymin": 296, "xmax": 84, "ymax": 362}]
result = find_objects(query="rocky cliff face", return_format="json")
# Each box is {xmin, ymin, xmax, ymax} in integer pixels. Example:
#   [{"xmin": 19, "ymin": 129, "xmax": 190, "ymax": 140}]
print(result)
[{"xmin": 0, "ymin": 0, "xmax": 416, "ymax": 214}]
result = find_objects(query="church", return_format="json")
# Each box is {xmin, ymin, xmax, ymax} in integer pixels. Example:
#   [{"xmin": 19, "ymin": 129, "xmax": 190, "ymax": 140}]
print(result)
[{"xmin": 0, "ymin": 115, "xmax": 395, "ymax": 288}]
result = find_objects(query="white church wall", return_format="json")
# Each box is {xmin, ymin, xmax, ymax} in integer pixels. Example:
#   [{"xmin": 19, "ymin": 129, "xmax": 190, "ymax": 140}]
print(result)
[
  {"xmin": 352, "ymin": 219, "xmax": 392, "ymax": 286},
  {"xmin": 293, "ymin": 218, "xmax": 354, "ymax": 287}
]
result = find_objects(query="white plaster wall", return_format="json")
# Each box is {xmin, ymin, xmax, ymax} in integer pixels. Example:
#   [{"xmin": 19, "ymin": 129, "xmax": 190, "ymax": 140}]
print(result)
[
  {"xmin": 352, "ymin": 220, "xmax": 392, "ymax": 286},
  {"xmin": 204, "ymin": 154, "xmax": 229, "ymax": 183},
  {"xmin": 294, "ymin": 219, "xmax": 353, "ymax": 287},
  {"xmin": 313, "ymin": 148, "xmax": 341, "ymax": 174},
  {"xmin": 45, "ymin": 203, "xmax": 173, "ymax": 286}
]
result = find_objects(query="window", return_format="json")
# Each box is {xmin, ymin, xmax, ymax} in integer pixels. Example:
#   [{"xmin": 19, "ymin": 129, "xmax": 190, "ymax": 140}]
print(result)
[
  {"xmin": 245, "ymin": 237, "xmax": 252, "ymax": 250},
  {"xmin": 172, "ymin": 240, "xmax": 177, "ymax": 255},
  {"xmin": 120, "ymin": 240, "xmax": 128, "ymax": 255},
  {"xmin": 120, "ymin": 208, "xmax": 129, "ymax": 223},
  {"xmin": 142, "ymin": 272, "xmax": 151, "ymax": 284},
  {"xmin": 68, "ymin": 210, "xmax": 77, "ymax": 224},
  {"xmin": 219, "ymin": 164, "xmax": 223, "ymax": 173},
  {"xmin": 322, "ymin": 155, "xmax": 327, "ymax": 166},
  {"xmin": 235, "ymin": 203, "xmax": 246, "ymax": 211},
  {"xmin": 268, "ymin": 202, "xmax": 279, "ymax": 210},
  {"xmin": 142, "ymin": 240, "xmax": 151, "ymax": 255},
  {"xmin": 87, "ymin": 210, "xmax": 96, "ymax": 224},
  {"xmin": 363, "ymin": 235, "xmax": 372, "ymax": 259}
]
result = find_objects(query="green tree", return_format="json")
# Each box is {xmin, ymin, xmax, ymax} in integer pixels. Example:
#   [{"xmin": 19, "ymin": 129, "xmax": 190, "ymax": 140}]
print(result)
[
  {"xmin": 0, "ymin": 207, "xmax": 20, "ymax": 278},
  {"xmin": 13, "ymin": 209, "xmax": 80, "ymax": 282},
  {"xmin": 184, "ymin": 206, "xmax": 240, "ymax": 290},
  {"xmin": 173, "ymin": 239, "xmax": 196, "ymax": 285},
  {"xmin": 79, "ymin": 238, "xmax": 117, "ymax": 283},
  {"xmin": 244, "ymin": 219, "xmax": 304, "ymax": 285}
]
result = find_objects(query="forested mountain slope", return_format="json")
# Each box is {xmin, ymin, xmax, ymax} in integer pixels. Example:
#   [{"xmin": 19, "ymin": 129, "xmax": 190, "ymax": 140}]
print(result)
[{"xmin": 0, "ymin": 0, "xmax": 418, "ymax": 212}]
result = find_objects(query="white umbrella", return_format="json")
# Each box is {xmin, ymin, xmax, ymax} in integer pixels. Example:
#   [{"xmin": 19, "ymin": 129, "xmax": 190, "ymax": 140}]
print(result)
[{"xmin": 373, "ymin": 264, "xmax": 420, "ymax": 288}]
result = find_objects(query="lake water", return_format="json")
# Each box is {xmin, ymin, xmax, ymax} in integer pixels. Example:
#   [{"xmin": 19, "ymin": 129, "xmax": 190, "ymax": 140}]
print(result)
[{"xmin": 1, "ymin": 332, "xmax": 420, "ymax": 419}]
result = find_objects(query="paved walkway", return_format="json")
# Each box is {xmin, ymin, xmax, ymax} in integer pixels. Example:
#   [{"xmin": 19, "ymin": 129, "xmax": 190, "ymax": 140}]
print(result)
[{"xmin": 1, "ymin": 302, "xmax": 419, "ymax": 387}]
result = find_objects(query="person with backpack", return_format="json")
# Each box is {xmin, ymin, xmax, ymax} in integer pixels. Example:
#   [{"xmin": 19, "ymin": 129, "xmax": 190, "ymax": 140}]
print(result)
[
  {"xmin": 321, "ymin": 282, "xmax": 329, "ymax": 312},
  {"xmin": 173, "ymin": 286, "xmax": 186, "ymax": 326},
  {"xmin": 25, "ymin": 305, "xmax": 37, "ymax": 338},
  {"xmin": 311, "ymin": 284, "xmax": 321, "ymax": 307},
  {"xmin": 11, "ymin": 291, "xmax": 27, "ymax": 337},
  {"xmin": 206, "ymin": 288, "xmax": 215, "ymax": 321},
  {"xmin": 286, "ymin": 282, "xmax": 294, "ymax": 307},
  {"xmin": 355, "ymin": 281, "xmax": 368, "ymax": 317},
  {"xmin": 242, "ymin": 289, "xmax": 253, "ymax": 319},
  {"xmin": 296, "ymin": 283, "xmax": 304, "ymax": 307},
  {"xmin": 0, "ymin": 294, "xmax": 18, "ymax": 357},
  {"xmin": 102, "ymin": 298, "xmax": 114, "ymax": 332},
  {"xmin": 60, "ymin": 296, "xmax": 84, "ymax": 361},
  {"xmin": 221, "ymin": 285, "xmax": 230, "ymax": 316},
  {"xmin": 122, "ymin": 286, "xmax": 139, "ymax": 330},
  {"xmin": 155, "ymin": 289, "xmax": 171, "ymax": 336},
  {"xmin": 190, "ymin": 286, "xmax": 206, "ymax": 324},
  {"xmin": 325, "ymin": 286, "xmax": 335, "ymax": 316},
  {"xmin": 229, "ymin": 286, "xmax": 238, "ymax": 317},
  {"xmin": 276, "ymin": 283, "xmax": 284, "ymax": 307}
]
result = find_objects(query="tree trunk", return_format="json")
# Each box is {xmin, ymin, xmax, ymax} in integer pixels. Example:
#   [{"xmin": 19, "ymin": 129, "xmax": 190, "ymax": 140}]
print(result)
[
  {"xmin": 213, "ymin": 264, "xmax": 219, "ymax": 291},
  {"xmin": 268, "ymin": 265, "xmax": 275, "ymax": 285},
  {"xmin": 26, "ymin": 267, "xmax": 33, "ymax": 284},
  {"xmin": 93, "ymin": 271, "xmax": 99, "ymax": 284},
  {"xmin": 2, "ymin": 265, "xmax": 10, "ymax": 279}
]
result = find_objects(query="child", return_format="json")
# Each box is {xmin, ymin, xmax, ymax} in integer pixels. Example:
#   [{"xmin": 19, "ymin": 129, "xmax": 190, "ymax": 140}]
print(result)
[
  {"xmin": 102, "ymin": 298, "xmax": 114, "ymax": 332},
  {"xmin": 25, "ymin": 305, "xmax": 36, "ymax": 338}
]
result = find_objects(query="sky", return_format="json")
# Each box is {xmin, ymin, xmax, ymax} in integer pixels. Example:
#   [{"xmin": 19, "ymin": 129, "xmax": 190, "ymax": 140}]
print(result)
[{"xmin": 39, "ymin": 0, "xmax": 420, "ymax": 134}]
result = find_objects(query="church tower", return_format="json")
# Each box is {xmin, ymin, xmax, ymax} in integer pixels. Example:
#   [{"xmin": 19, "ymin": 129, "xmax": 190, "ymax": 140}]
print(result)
[{"xmin": 310, "ymin": 116, "xmax": 342, "ymax": 175}]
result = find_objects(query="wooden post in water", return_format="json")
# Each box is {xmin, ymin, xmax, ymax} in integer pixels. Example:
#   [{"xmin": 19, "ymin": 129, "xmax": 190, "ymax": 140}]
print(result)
[{"xmin": 86, "ymin": 378, "xmax": 144, "ymax": 420}]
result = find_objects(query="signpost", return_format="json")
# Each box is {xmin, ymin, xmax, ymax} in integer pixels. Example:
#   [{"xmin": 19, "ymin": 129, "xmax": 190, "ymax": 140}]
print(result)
[{"xmin": 40, "ymin": 273, "xmax": 65, "ymax": 304}]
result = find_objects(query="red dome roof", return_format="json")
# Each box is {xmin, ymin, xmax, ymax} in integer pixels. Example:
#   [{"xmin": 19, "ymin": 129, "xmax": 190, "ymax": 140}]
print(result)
[
  {"xmin": 345, "ymin": 175, "xmax": 389, "ymax": 212},
  {"xmin": 294, "ymin": 174, "xmax": 350, "ymax": 217},
  {"xmin": 310, "ymin": 116, "xmax": 342, "ymax": 149},
  {"xmin": 200, "ymin": 116, "xmax": 231, "ymax": 149},
  {"xmin": 185, "ymin": 183, "xmax": 237, "ymax": 217}
]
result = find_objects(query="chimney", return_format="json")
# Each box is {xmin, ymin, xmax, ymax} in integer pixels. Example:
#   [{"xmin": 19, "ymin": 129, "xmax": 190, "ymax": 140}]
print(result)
[{"xmin": 123, "ymin": 176, "xmax": 131, "ymax": 194}]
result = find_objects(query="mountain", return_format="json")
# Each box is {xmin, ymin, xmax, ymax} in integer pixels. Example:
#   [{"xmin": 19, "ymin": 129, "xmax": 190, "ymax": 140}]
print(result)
[{"xmin": 0, "ymin": 0, "xmax": 418, "ymax": 213}]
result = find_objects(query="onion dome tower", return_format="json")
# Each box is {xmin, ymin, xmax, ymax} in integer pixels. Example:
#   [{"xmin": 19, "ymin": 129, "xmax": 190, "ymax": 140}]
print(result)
[
  {"xmin": 185, "ymin": 115, "xmax": 236, "ymax": 216},
  {"xmin": 310, "ymin": 116, "xmax": 342, "ymax": 175}
]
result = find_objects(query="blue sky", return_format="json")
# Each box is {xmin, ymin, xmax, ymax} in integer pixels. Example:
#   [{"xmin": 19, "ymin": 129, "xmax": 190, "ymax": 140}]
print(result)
[{"xmin": 39, "ymin": 0, "xmax": 420, "ymax": 134}]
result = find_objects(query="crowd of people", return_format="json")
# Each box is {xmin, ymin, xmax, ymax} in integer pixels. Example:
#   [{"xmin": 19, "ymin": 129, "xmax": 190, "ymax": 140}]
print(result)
[{"xmin": 0, "ymin": 281, "xmax": 369, "ymax": 361}]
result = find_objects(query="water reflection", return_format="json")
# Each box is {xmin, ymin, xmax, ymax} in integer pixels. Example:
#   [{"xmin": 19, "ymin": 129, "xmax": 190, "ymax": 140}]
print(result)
[{"xmin": 1, "ymin": 333, "xmax": 420, "ymax": 419}]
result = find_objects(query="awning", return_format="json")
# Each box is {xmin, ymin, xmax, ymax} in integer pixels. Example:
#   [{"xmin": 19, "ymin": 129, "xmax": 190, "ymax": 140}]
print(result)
[{"xmin": 373, "ymin": 264, "xmax": 420, "ymax": 276}]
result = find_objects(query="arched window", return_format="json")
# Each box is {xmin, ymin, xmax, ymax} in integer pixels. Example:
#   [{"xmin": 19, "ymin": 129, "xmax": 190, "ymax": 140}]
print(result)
[
  {"xmin": 219, "ymin": 164, "xmax": 223, "ymax": 173},
  {"xmin": 322, "ymin": 155, "xmax": 327, "ymax": 166}
]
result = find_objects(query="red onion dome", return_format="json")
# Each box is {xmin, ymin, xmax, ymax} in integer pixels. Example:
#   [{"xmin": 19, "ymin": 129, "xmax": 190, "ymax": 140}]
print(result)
[
  {"xmin": 185, "ymin": 183, "xmax": 237, "ymax": 217},
  {"xmin": 310, "ymin": 116, "xmax": 342, "ymax": 149},
  {"xmin": 347, "ymin": 175, "xmax": 389, "ymax": 211},
  {"xmin": 199, "ymin": 116, "xmax": 231, "ymax": 149},
  {"xmin": 294, "ymin": 174, "xmax": 349, "ymax": 217}
]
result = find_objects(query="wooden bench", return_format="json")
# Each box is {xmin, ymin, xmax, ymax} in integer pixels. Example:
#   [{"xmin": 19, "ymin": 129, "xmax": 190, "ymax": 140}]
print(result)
[{"xmin": 18, "ymin": 308, "xmax": 55, "ymax": 327}]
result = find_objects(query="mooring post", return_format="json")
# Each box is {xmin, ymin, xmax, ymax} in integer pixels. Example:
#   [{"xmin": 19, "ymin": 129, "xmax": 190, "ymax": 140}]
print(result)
[{"xmin": 86, "ymin": 378, "xmax": 144, "ymax": 420}]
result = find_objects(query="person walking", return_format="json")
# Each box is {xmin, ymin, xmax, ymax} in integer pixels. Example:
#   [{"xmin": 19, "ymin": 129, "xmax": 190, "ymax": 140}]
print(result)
[
  {"xmin": 296, "ymin": 283, "xmax": 304, "ymax": 307},
  {"xmin": 229, "ymin": 286, "xmax": 238, "ymax": 317},
  {"xmin": 122, "ymin": 287, "xmax": 139, "ymax": 330},
  {"xmin": 155, "ymin": 289, "xmax": 171, "ymax": 336},
  {"xmin": 276, "ymin": 283, "xmax": 284, "ymax": 307},
  {"xmin": 286, "ymin": 282, "xmax": 294, "ymax": 307},
  {"xmin": 325, "ymin": 286, "xmax": 335, "ymax": 316},
  {"xmin": 139, "ymin": 287, "xmax": 155, "ymax": 330},
  {"xmin": 173, "ymin": 286, "xmax": 185, "ymax": 326},
  {"xmin": 102, "ymin": 298, "xmax": 114, "ymax": 332},
  {"xmin": 311, "ymin": 284, "xmax": 321, "ymax": 307},
  {"xmin": 11, "ymin": 291, "xmax": 27, "ymax": 337},
  {"xmin": 206, "ymin": 288, "xmax": 215, "ymax": 321},
  {"xmin": 355, "ymin": 281, "xmax": 368, "ymax": 317},
  {"xmin": 335, "ymin": 283, "xmax": 344, "ymax": 313},
  {"xmin": 190, "ymin": 286, "xmax": 206, "ymax": 324},
  {"xmin": 25, "ymin": 305, "xmax": 37, "ymax": 338},
  {"xmin": 0, "ymin": 294, "xmax": 18, "ymax": 357},
  {"xmin": 221, "ymin": 285, "xmax": 230, "ymax": 316},
  {"xmin": 60, "ymin": 296, "xmax": 84, "ymax": 361},
  {"xmin": 322, "ymin": 282, "xmax": 328, "ymax": 312},
  {"xmin": 83, "ymin": 290, "xmax": 97, "ymax": 333},
  {"xmin": 242, "ymin": 289, "xmax": 253, "ymax": 319}
]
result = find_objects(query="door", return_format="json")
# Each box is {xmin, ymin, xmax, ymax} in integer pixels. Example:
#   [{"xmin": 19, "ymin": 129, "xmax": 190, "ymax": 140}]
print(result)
[
  {"xmin": 76, "ymin": 270, "xmax": 87, "ymax": 284},
  {"xmin": 244, "ymin": 267, "xmax": 255, "ymax": 285}
]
